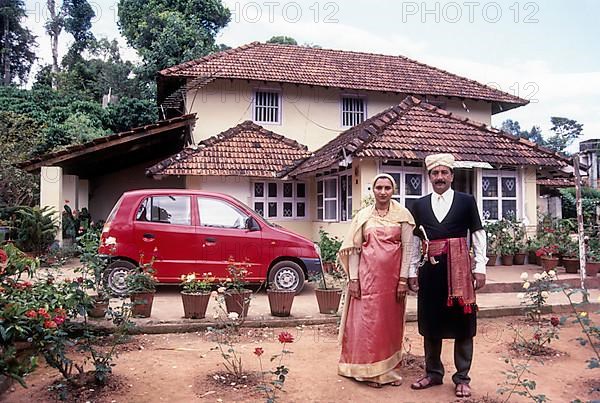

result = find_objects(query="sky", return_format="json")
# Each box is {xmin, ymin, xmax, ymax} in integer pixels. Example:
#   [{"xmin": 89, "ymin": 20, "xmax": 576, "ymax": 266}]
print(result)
[{"xmin": 23, "ymin": 0, "xmax": 600, "ymax": 150}]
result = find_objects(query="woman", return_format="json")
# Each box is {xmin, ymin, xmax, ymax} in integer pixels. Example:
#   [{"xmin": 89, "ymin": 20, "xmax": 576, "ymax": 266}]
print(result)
[{"xmin": 337, "ymin": 173, "xmax": 415, "ymax": 388}]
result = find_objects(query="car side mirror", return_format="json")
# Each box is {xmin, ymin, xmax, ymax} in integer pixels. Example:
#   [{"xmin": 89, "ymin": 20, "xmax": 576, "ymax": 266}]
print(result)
[{"xmin": 245, "ymin": 217, "xmax": 260, "ymax": 231}]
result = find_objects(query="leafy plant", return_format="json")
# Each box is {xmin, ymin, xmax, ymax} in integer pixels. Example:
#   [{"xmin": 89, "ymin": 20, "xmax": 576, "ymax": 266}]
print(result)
[
  {"xmin": 125, "ymin": 256, "xmax": 157, "ymax": 293},
  {"xmin": 317, "ymin": 230, "xmax": 342, "ymax": 263},
  {"xmin": 222, "ymin": 257, "xmax": 251, "ymax": 293},
  {"xmin": 180, "ymin": 272, "xmax": 214, "ymax": 294},
  {"xmin": 309, "ymin": 265, "xmax": 347, "ymax": 290},
  {"xmin": 255, "ymin": 331, "xmax": 295, "ymax": 402},
  {"xmin": 11, "ymin": 206, "xmax": 58, "ymax": 256},
  {"xmin": 62, "ymin": 204, "xmax": 79, "ymax": 240}
]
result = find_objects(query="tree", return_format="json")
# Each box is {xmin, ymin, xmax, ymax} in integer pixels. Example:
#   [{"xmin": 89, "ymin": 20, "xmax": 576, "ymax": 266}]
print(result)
[
  {"xmin": 546, "ymin": 117, "xmax": 583, "ymax": 154},
  {"xmin": 106, "ymin": 97, "xmax": 157, "ymax": 133},
  {"xmin": 267, "ymin": 36, "xmax": 298, "ymax": 45},
  {"xmin": 500, "ymin": 119, "xmax": 546, "ymax": 147},
  {"xmin": 0, "ymin": 112, "xmax": 42, "ymax": 206},
  {"xmin": 44, "ymin": 0, "xmax": 95, "ymax": 88},
  {"xmin": 0, "ymin": 0, "xmax": 37, "ymax": 85},
  {"xmin": 118, "ymin": 0, "xmax": 231, "ymax": 83}
]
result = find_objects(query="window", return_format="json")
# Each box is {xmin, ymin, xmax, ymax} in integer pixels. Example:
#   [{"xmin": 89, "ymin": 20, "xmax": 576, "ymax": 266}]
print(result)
[
  {"xmin": 197, "ymin": 197, "xmax": 247, "ymax": 229},
  {"xmin": 339, "ymin": 174, "xmax": 353, "ymax": 221},
  {"xmin": 341, "ymin": 96, "xmax": 366, "ymax": 127},
  {"xmin": 252, "ymin": 181, "xmax": 306, "ymax": 219},
  {"xmin": 384, "ymin": 169, "xmax": 424, "ymax": 210},
  {"xmin": 482, "ymin": 171, "xmax": 518, "ymax": 220},
  {"xmin": 317, "ymin": 177, "xmax": 338, "ymax": 221},
  {"xmin": 254, "ymin": 90, "xmax": 281, "ymax": 123},
  {"xmin": 136, "ymin": 196, "xmax": 191, "ymax": 225}
]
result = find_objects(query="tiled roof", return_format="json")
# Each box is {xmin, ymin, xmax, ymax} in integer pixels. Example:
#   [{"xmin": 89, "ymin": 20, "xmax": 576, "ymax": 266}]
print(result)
[
  {"xmin": 290, "ymin": 96, "xmax": 568, "ymax": 176},
  {"xmin": 147, "ymin": 121, "xmax": 311, "ymax": 178},
  {"xmin": 537, "ymin": 178, "xmax": 576, "ymax": 188},
  {"xmin": 18, "ymin": 114, "xmax": 196, "ymax": 172},
  {"xmin": 159, "ymin": 42, "xmax": 527, "ymax": 113}
]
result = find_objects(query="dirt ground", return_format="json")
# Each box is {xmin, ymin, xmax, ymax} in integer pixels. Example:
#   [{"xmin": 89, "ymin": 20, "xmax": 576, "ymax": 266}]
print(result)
[{"xmin": 2, "ymin": 314, "xmax": 599, "ymax": 403}]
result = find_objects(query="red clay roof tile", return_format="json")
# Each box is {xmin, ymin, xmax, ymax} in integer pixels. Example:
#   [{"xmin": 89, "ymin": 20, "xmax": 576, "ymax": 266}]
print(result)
[
  {"xmin": 159, "ymin": 42, "xmax": 527, "ymax": 112},
  {"xmin": 147, "ymin": 121, "xmax": 311, "ymax": 178},
  {"xmin": 290, "ymin": 96, "xmax": 568, "ymax": 176}
]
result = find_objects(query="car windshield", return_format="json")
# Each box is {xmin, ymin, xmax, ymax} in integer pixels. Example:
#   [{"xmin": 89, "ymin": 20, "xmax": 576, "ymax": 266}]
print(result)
[{"xmin": 228, "ymin": 196, "xmax": 279, "ymax": 228}]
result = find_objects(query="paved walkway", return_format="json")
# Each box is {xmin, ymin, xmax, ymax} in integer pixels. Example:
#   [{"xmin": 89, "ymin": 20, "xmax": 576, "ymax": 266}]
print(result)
[{"xmin": 82, "ymin": 264, "xmax": 600, "ymax": 333}]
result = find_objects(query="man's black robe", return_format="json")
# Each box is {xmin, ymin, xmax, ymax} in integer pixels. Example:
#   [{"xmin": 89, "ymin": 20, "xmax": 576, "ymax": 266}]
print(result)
[{"xmin": 410, "ymin": 192, "xmax": 483, "ymax": 339}]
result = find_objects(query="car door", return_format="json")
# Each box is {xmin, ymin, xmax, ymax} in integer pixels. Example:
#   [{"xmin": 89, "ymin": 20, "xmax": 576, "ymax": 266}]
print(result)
[
  {"xmin": 133, "ymin": 194, "xmax": 196, "ymax": 281},
  {"xmin": 196, "ymin": 196, "xmax": 265, "ymax": 281}
]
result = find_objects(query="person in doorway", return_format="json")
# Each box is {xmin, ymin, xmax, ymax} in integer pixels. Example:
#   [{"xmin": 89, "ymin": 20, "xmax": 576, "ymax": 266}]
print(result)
[
  {"xmin": 408, "ymin": 153, "xmax": 487, "ymax": 398},
  {"xmin": 337, "ymin": 174, "xmax": 414, "ymax": 388}
]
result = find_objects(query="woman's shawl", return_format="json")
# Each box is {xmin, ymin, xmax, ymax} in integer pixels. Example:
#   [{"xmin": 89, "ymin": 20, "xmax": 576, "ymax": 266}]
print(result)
[{"xmin": 337, "ymin": 199, "xmax": 415, "ymax": 275}]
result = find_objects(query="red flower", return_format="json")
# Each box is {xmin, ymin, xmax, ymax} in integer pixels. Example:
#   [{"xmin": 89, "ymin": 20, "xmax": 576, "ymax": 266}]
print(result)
[
  {"xmin": 278, "ymin": 331, "xmax": 294, "ymax": 344},
  {"xmin": 53, "ymin": 316, "xmax": 65, "ymax": 326},
  {"xmin": 533, "ymin": 332, "xmax": 541, "ymax": 341},
  {"xmin": 54, "ymin": 308, "xmax": 66, "ymax": 316},
  {"xmin": 76, "ymin": 277, "xmax": 84, "ymax": 284},
  {"xmin": 0, "ymin": 248, "xmax": 7, "ymax": 263},
  {"xmin": 43, "ymin": 320, "xmax": 57, "ymax": 329},
  {"xmin": 25, "ymin": 310, "xmax": 37, "ymax": 318},
  {"xmin": 254, "ymin": 347, "xmax": 264, "ymax": 357},
  {"xmin": 550, "ymin": 317, "xmax": 560, "ymax": 327},
  {"xmin": 37, "ymin": 308, "xmax": 51, "ymax": 319}
]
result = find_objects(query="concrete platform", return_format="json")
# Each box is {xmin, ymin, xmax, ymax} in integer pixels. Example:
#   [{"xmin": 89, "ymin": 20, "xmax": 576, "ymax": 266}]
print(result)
[{"xmin": 86, "ymin": 264, "xmax": 600, "ymax": 334}]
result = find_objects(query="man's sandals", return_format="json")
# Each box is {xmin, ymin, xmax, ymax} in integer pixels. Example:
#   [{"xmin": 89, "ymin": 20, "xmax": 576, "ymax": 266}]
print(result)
[
  {"xmin": 455, "ymin": 383, "xmax": 472, "ymax": 398},
  {"xmin": 410, "ymin": 376, "xmax": 442, "ymax": 390}
]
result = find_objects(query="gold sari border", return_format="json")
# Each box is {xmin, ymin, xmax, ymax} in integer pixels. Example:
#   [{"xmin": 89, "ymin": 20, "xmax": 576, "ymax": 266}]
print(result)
[{"xmin": 338, "ymin": 350, "xmax": 403, "ymax": 378}]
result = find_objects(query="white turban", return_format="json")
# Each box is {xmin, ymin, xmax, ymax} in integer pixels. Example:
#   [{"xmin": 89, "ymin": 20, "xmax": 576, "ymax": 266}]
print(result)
[{"xmin": 425, "ymin": 153, "xmax": 455, "ymax": 171}]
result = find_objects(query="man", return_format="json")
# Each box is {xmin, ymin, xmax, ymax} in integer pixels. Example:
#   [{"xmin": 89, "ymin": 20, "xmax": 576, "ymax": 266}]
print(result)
[{"xmin": 408, "ymin": 153, "xmax": 487, "ymax": 398}]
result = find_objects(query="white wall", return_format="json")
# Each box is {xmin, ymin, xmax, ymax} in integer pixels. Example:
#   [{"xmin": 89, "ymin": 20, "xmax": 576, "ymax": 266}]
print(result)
[
  {"xmin": 186, "ymin": 176, "xmax": 252, "ymax": 206},
  {"xmin": 187, "ymin": 79, "xmax": 494, "ymax": 151}
]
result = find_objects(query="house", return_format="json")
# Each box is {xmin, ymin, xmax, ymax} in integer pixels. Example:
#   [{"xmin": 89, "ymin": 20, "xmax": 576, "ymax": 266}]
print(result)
[{"xmin": 20, "ymin": 42, "xmax": 571, "ymax": 241}]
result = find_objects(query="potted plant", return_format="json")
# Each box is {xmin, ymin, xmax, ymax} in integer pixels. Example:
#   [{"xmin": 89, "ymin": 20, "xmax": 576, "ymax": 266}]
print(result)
[
  {"xmin": 484, "ymin": 221, "xmax": 500, "ymax": 266},
  {"xmin": 560, "ymin": 238, "xmax": 580, "ymax": 274},
  {"xmin": 266, "ymin": 283, "xmax": 296, "ymax": 317},
  {"xmin": 585, "ymin": 237, "xmax": 600, "ymax": 277},
  {"xmin": 525, "ymin": 236, "xmax": 541, "ymax": 265},
  {"xmin": 536, "ymin": 244, "xmax": 560, "ymax": 272},
  {"xmin": 311, "ymin": 265, "xmax": 345, "ymax": 315},
  {"xmin": 317, "ymin": 230, "xmax": 342, "ymax": 272},
  {"xmin": 126, "ymin": 258, "xmax": 157, "ymax": 318},
  {"xmin": 222, "ymin": 258, "xmax": 252, "ymax": 318},
  {"xmin": 497, "ymin": 219, "xmax": 515, "ymax": 266},
  {"xmin": 180, "ymin": 272, "xmax": 213, "ymax": 319},
  {"xmin": 77, "ymin": 231, "xmax": 110, "ymax": 318},
  {"xmin": 512, "ymin": 222, "xmax": 527, "ymax": 265}
]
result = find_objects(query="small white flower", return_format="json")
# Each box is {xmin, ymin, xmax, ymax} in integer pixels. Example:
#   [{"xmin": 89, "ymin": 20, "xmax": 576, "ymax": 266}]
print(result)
[
  {"xmin": 217, "ymin": 287, "xmax": 226, "ymax": 293},
  {"xmin": 534, "ymin": 273, "xmax": 541, "ymax": 280},
  {"xmin": 548, "ymin": 270, "xmax": 556, "ymax": 278},
  {"xmin": 540, "ymin": 271, "xmax": 548, "ymax": 279},
  {"xmin": 520, "ymin": 272, "xmax": 529, "ymax": 281},
  {"xmin": 517, "ymin": 293, "xmax": 525, "ymax": 299},
  {"xmin": 105, "ymin": 236, "xmax": 117, "ymax": 246},
  {"xmin": 228, "ymin": 312, "xmax": 239, "ymax": 320},
  {"xmin": 541, "ymin": 291, "xmax": 549, "ymax": 299},
  {"xmin": 522, "ymin": 282, "xmax": 530, "ymax": 289}
]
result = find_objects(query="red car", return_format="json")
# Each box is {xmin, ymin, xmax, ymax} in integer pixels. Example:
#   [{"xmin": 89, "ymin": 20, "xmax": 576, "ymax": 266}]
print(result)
[{"xmin": 98, "ymin": 189, "xmax": 322, "ymax": 295}]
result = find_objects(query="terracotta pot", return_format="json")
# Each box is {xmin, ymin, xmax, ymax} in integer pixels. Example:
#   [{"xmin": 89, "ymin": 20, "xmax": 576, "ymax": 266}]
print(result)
[
  {"xmin": 130, "ymin": 292, "xmax": 155, "ymax": 318},
  {"xmin": 88, "ymin": 297, "xmax": 110, "ymax": 318},
  {"xmin": 224, "ymin": 289, "xmax": 252, "ymax": 318},
  {"xmin": 527, "ymin": 251, "xmax": 538, "ymax": 265},
  {"xmin": 514, "ymin": 253, "xmax": 526, "ymax": 265},
  {"xmin": 540, "ymin": 256, "xmax": 559, "ymax": 272},
  {"xmin": 486, "ymin": 255, "xmax": 497, "ymax": 267},
  {"xmin": 586, "ymin": 261, "xmax": 600, "ymax": 277},
  {"xmin": 501, "ymin": 255, "xmax": 514, "ymax": 266},
  {"xmin": 267, "ymin": 289, "xmax": 295, "ymax": 317},
  {"xmin": 561, "ymin": 257, "xmax": 580, "ymax": 274},
  {"xmin": 315, "ymin": 288, "xmax": 342, "ymax": 314},
  {"xmin": 181, "ymin": 292, "xmax": 211, "ymax": 319}
]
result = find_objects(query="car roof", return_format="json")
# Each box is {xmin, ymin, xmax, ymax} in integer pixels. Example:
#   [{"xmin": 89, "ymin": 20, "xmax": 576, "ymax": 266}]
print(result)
[{"xmin": 122, "ymin": 189, "xmax": 240, "ymax": 203}]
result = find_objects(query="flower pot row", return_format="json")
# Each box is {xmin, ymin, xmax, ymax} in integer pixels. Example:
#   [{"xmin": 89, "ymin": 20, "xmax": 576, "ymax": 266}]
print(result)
[{"xmin": 113, "ymin": 288, "xmax": 345, "ymax": 320}]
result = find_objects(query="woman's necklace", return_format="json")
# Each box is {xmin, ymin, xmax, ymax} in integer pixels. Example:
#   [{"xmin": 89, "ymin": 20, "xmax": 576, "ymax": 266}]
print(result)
[{"xmin": 375, "ymin": 206, "xmax": 389, "ymax": 217}]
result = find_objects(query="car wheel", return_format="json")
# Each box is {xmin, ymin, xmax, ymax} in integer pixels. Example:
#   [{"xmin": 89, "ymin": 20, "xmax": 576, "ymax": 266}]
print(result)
[
  {"xmin": 104, "ymin": 260, "xmax": 137, "ymax": 297},
  {"xmin": 268, "ymin": 261, "xmax": 305, "ymax": 294}
]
